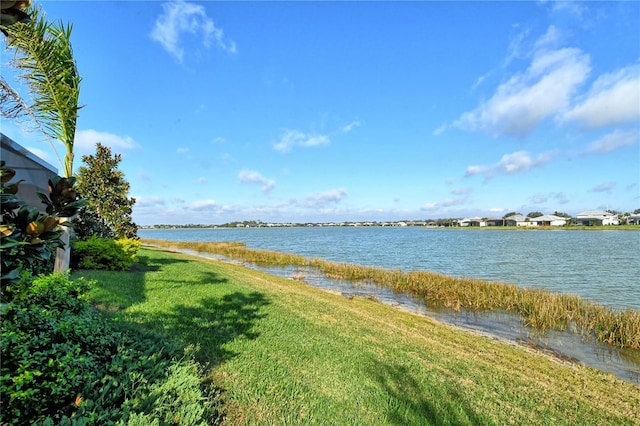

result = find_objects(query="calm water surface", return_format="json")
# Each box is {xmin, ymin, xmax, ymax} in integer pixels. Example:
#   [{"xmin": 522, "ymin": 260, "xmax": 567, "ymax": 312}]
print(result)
[{"xmin": 140, "ymin": 227, "xmax": 640, "ymax": 311}]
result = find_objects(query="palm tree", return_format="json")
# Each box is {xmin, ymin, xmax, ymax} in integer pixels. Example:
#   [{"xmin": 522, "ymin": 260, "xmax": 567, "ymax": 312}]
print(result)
[
  {"xmin": 1, "ymin": 4, "xmax": 82, "ymax": 271},
  {"xmin": 1, "ymin": 4, "xmax": 81, "ymax": 178}
]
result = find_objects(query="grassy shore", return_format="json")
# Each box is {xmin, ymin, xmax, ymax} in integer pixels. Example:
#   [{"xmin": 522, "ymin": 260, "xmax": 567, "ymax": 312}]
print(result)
[
  {"xmin": 141, "ymin": 239, "xmax": 640, "ymax": 351},
  {"xmin": 75, "ymin": 247, "xmax": 640, "ymax": 425}
]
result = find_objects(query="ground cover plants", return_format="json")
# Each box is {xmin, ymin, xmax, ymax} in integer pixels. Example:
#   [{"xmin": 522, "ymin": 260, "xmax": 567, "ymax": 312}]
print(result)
[
  {"xmin": 141, "ymin": 239, "xmax": 640, "ymax": 351},
  {"xmin": 0, "ymin": 272, "xmax": 218, "ymax": 424},
  {"xmin": 74, "ymin": 247, "xmax": 639, "ymax": 425}
]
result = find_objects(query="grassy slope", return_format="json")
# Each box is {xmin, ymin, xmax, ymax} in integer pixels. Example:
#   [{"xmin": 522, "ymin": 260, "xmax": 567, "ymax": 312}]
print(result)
[{"xmin": 78, "ymin": 247, "xmax": 640, "ymax": 425}]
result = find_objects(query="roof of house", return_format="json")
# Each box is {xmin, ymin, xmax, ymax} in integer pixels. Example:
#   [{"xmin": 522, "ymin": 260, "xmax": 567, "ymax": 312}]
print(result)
[
  {"xmin": 576, "ymin": 210, "xmax": 615, "ymax": 218},
  {"xmin": 1, "ymin": 133, "xmax": 57, "ymax": 173},
  {"xmin": 530, "ymin": 215, "xmax": 566, "ymax": 222}
]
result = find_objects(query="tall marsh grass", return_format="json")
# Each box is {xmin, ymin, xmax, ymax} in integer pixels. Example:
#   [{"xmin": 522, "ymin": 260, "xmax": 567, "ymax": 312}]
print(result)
[{"xmin": 141, "ymin": 239, "xmax": 640, "ymax": 350}]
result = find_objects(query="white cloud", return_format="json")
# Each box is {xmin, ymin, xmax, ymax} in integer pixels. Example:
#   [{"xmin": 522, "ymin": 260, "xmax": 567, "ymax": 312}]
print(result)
[
  {"xmin": 273, "ymin": 129, "xmax": 330, "ymax": 153},
  {"xmin": 590, "ymin": 182, "xmax": 616, "ymax": 193},
  {"xmin": 190, "ymin": 199, "xmax": 218, "ymax": 211},
  {"xmin": 451, "ymin": 187, "xmax": 472, "ymax": 195},
  {"xmin": 432, "ymin": 123, "xmax": 448, "ymax": 136},
  {"xmin": 534, "ymin": 25, "xmax": 563, "ymax": 51},
  {"xmin": 549, "ymin": 1, "xmax": 587, "ymax": 22},
  {"xmin": 554, "ymin": 192, "xmax": 570, "ymax": 205},
  {"xmin": 583, "ymin": 130, "xmax": 639, "ymax": 155},
  {"xmin": 532, "ymin": 192, "xmax": 570, "ymax": 205},
  {"xmin": 238, "ymin": 169, "xmax": 275, "ymax": 193},
  {"xmin": 421, "ymin": 197, "xmax": 467, "ymax": 211},
  {"xmin": 561, "ymin": 64, "xmax": 640, "ymax": 128},
  {"xmin": 341, "ymin": 120, "xmax": 361, "ymax": 133},
  {"xmin": 455, "ymin": 47, "xmax": 590, "ymax": 138},
  {"xmin": 150, "ymin": 0, "xmax": 236, "ymax": 63},
  {"xmin": 75, "ymin": 129, "xmax": 140, "ymax": 155},
  {"xmin": 504, "ymin": 27, "xmax": 531, "ymax": 65},
  {"xmin": 177, "ymin": 147, "xmax": 190, "ymax": 154},
  {"xmin": 301, "ymin": 188, "xmax": 347, "ymax": 208},
  {"xmin": 531, "ymin": 193, "xmax": 548, "ymax": 204},
  {"xmin": 465, "ymin": 150, "xmax": 557, "ymax": 178},
  {"xmin": 134, "ymin": 196, "xmax": 166, "ymax": 208}
]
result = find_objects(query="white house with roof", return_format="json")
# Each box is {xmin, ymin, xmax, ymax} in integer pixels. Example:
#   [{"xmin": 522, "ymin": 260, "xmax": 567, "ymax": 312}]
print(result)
[
  {"xmin": 504, "ymin": 214, "xmax": 528, "ymax": 226},
  {"xmin": 527, "ymin": 214, "xmax": 568, "ymax": 227},
  {"xmin": 626, "ymin": 214, "xmax": 640, "ymax": 225},
  {"xmin": 576, "ymin": 210, "xmax": 619, "ymax": 226},
  {"xmin": 459, "ymin": 217, "xmax": 486, "ymax": 227}
]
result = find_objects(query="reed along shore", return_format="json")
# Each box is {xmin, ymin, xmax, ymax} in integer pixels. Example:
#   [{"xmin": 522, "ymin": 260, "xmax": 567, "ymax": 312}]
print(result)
[{"xmin": 142, "ymin": 238, "xmax": 640, "ymax": 351}]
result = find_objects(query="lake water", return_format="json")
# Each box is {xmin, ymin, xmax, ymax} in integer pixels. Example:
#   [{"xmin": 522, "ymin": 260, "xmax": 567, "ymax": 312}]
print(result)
[{"xmin": 139, "ymin": 227, "xmax": 640, "ymax": 311}]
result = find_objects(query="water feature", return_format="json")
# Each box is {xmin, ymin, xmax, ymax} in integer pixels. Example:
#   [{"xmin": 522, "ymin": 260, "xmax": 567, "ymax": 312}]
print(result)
[{"xmin": 140, "ymin": 227, "xmax": 640, "ymax": 310}]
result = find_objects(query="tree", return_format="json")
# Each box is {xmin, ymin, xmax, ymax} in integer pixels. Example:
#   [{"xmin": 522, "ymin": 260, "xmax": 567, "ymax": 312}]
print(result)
[
  {"xmin": 527, "ymin": 211, "xmax": 544, "ymax": 218},
  {"xmin": 553, "ymin": 211, "xmax": 571, "ymax": 218},
  {"xmin": 1, "ymin": 4, "xmax": 82, "ymax": 178},
  {"xmin": 74, "ymin": 143, "xmax": 138, "ymax": 240}
]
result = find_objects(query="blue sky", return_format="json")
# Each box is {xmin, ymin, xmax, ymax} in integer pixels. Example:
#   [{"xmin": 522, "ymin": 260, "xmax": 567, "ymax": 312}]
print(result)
[{"xmin": 2, "ymin": 0, "xmax": 639, "ymax": 225}]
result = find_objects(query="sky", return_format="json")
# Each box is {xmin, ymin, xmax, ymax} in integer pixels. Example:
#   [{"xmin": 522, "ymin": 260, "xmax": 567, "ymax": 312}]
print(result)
[{"xmin": 2, "ymin": 0, "xmax": 639, "ymax": 225}]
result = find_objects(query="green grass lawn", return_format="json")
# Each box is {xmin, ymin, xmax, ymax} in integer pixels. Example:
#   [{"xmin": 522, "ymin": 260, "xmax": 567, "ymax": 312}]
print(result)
[{"xmin": 76, "ymin": 247, "xmax": 640, "ymax": 425}]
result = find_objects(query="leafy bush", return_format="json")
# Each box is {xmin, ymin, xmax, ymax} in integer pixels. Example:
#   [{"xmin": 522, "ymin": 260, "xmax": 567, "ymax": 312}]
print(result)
[
  {"xmin": 115, "ymin": 238, "xmax": 141, "ymax": 263},
  {"xmin": 71, "ymin": 236, "xmax": 141, "ymax": 271},
  {"xmin": 1, "ymin": 273, "xmax": 119, "ymax": 422},
  {"xmin": 0, "ymin": 273, "xmax": 218, "ymax": 425},
  {"xmin": 1, "ymin": 161, "xmax": 85, "ymax": 285}
]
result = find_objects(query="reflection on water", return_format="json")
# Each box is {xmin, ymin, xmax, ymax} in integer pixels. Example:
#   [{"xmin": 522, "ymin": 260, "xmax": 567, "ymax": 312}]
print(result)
[{"xmin": 177, "ymin": 249, "xmax": 640, "ymax": 384}]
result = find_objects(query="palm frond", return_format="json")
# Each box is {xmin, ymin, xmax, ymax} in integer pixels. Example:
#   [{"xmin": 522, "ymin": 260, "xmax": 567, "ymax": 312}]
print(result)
[
  {"xmin": 0, "ymin": 76, "xmax": 64, "ymax": 169},
  {"xmin": 4, "ymin": 5, "xmax": 81, "ymax": 177},
  {"xmin": 0, "ymin": 76, "xmax": 27, "ymax": 120}
]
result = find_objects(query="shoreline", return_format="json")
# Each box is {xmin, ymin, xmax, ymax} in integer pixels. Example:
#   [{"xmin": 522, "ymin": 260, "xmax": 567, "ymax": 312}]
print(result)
[
  {"xmin": 144, "ymin": 242, "xmax": 640, "ymax": 384},
  {"xmin": 79, "ymin": 247, "xmax": 640, "ymax": 424},
  {"xmin": 140, "ymin": 224, "xmax": 640, "ymax": 231}
]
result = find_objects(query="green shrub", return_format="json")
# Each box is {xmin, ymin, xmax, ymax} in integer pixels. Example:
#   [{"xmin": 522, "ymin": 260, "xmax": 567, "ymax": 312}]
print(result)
[
  {"xmin": 115, "ymin": 238, "xmax": 141, "ymax": 264},
  {"xmin": 71, "ymin": 236, "xmax": 140, "ymax": 271},
  {"xmin": 0, "ymin": 273, "xmax": 218, "ymax": 425},
  {"xmin": 1, "ymin": 273, "xmax": 119, "ymax": 423},
  {"xmin": 1, "ymin": 162, "xmax": 85, "ymax": 285}
]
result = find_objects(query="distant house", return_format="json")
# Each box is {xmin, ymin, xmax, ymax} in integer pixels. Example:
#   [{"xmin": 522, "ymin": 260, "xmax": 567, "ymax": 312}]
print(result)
[
  {"xmin": 626, "ymin": 214, "xmax": 640, "ymax": 225},
  {"xmin": 576, "ymin": 210, "xmax": 619, "ymax": 226},
  {"xmin": 459, "ymin": 217, "xmax": 486, "ymax": 227},
  {"xmin": 1, "ymin": 133, "xmax": 57, "ymax": 211},
  {"xmin": 527, "ymin": 214, "xmax": 567, "ymax": 227},
  {"xmin": 504, "ymin": 214, "xmax": 528, "ymax": 226}
]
